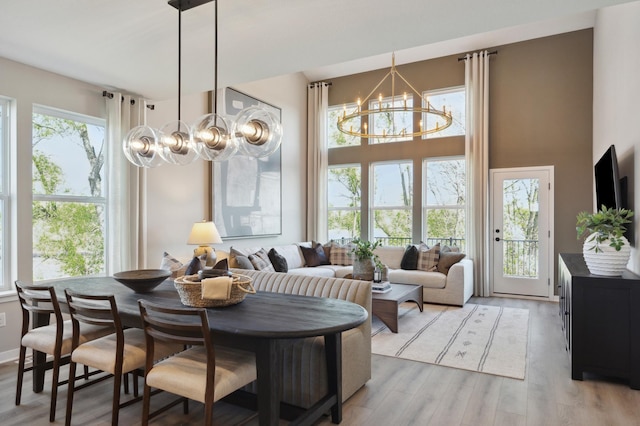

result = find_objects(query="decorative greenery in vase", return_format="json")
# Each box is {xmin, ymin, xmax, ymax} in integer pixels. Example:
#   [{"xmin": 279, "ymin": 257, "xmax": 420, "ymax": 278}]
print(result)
[
  {"xmin": 576, "ymin": 205, "xmax": 634, "ymax": 252},
  {"xmin": 351, "ymin": 238, "xmax": 381, "ymax": 260}
]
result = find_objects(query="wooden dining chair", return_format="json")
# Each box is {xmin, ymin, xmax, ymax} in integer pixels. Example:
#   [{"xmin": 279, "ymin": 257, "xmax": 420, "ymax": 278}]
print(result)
[
  {"xmin": 14, "ymin": 280, "xmax": 112, "ymax": 422},
  {"xmin": 138, "ymin": 300, "xmax": 257, "ymax": 426},
  {"xmin": 64, "ymin": 290, "xmax": 181, "ymax": 426}
]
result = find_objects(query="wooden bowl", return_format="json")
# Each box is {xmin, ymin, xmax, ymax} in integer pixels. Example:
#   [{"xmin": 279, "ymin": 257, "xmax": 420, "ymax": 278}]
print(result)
[{"xmin": 113, "ymin": 269, "xmax": 171, "ymax": 293}]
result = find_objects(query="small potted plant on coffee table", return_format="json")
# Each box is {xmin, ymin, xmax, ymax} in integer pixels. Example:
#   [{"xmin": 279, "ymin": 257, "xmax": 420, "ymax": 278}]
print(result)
[{"xmin": 351, "ymin": 238, "xmax": 381, "ymax": 281}]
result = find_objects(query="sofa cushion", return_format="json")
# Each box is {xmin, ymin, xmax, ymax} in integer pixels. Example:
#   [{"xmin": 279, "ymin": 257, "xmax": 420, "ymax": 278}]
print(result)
[
  {"xmin": 388, "ymin": 269, "xmax": 446, "ymax": 289},
  {"xmin": 400, "ymin": 245, "xmax": 419, "ymax": 270},
  {"xmin": 373, "ymin": 246, "xmax": 405, "ymax": 270},
  {"xmin": 272, "ymin": 244, "xmax": 306, "ymax": 269},
  {"xmin": 287, "ymin": 267, "xmax": 336, "ymax": 278},
  {"xmin": 300, "ymin": 243, "xmax": 330, "ymax": 267},
  {"xmin": 417, "ymin": 243, "xmax": 440, "ymax": 272},
  {"xmin": 313, "ymin": 264, "xmax": 353, "ymax": 278},
  {"xmin": 248, "ymin": 248, "xmax": 275, "ymax": 272},
  {"xmin": 437, "ymin": 252, "xmax": 466, "ymax": 274},
  {"xmin": 268, "ymin": 248, "xmax": 288, "ymax": 273},
  {"xmin": 329, "ymin": 242, "xmax": 354, "ymax": 266},
  {"xmin": 229, "ymin": 247, "xmax": 255, "ymax": 270}
]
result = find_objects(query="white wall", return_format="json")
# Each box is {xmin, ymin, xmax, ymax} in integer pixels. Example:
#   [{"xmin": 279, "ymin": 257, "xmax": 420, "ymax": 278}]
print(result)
[
  {"xmin": 144, "ymin": 72, "xmax": 309, "ymax": 266},
  {"xmin": 593, "ymin": 1, "xmax": 640, "ymax": 274},
  {"xmin": 0, "ymin": 57, "xmax": 106, "ymax": 360}
]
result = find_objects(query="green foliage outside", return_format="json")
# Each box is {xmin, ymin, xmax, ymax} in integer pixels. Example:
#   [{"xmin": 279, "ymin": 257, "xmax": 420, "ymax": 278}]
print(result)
[{"xmin": 32, "ymin": 114, "xmax": 105, "ymax": 279}]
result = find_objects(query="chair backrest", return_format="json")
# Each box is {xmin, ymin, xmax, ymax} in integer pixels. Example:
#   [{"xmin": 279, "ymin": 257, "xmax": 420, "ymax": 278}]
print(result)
[
  {"xmin": 138, "ymin": 300, "xmax": 214, "ymax": 372},
  {"xmin": 15, "ymin": 280, "xmax": 63, "ymax": 338},
  {"xmin": 64, "ymin": 290, "xmax": 119, "ymax": 348}
]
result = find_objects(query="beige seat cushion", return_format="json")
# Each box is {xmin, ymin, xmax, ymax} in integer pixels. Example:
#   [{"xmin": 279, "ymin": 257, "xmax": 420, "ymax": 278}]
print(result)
[
  {"xmin": 22, "ymin": 320, "xmax": 113, "ymax": 355},
  {"xmin": 145, "ymin": 345, "xmax": 256, "ymax": 404},
  {"xmin": 71, "ymin": 328, "xmax": 180, "ymax": 374}
]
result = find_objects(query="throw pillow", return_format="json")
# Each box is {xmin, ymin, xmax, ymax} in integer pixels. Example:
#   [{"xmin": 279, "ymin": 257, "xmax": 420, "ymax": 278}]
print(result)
[
  {"xmin": 441, "ymin": 245, "xmax": 461, "ymax": 253},
  {"xmin": 400, "ymin": 245, "xmax": 419, "ymax": 270},
  {"xmin": 301, "ymin": 243, "xmax": 330, "ymax": 267},
  {"xmin": 213, "ymin": 258, "xmax": 229, "ymax": 270},
  {"xmin": 329, "ymin": 242, "xmax": 354, "ymax": 266},
  {"xmin": 417, "ymin": 243, "xmax": 440, "ymax": 272},
  {"xmin": 437, "ymin": 252, "xmax": 466, "ymax": 274},
  {"xmin": 268, "ymin": 248, "xmax": 289, "ymax": 273},
  {"xmin": 160, "ymin": 251, "xmax": 183, "ymax": 271},
  {"xmin": 313, "ymin": 240, "xmax": 332, "ymax": 261},
  {"xmin": 248, "ymin": 248, "xmax": 276, "ymax": 272},
  {"xmin": 229, "ymin": 247, "xmax": 255, "ymax": 270},
  {"xmin": 184, "ymin": 256, "xmax": 203, "ymax": 275}
]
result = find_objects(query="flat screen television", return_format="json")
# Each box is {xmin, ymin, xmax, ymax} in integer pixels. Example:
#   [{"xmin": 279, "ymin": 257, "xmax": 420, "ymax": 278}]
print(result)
[{"xmin": 594, "ymin": 144, "xmax": 622, "ymax": 210}]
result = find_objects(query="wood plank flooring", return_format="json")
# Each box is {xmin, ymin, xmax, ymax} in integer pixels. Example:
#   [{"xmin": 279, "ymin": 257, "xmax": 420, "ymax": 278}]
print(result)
[{"xmin": 2, "ymin": 296, "xmax": 640, "ymax": 425}]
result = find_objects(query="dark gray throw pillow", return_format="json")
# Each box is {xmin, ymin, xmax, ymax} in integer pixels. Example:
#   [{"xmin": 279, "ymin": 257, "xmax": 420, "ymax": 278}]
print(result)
[
  {"xmin": 184, "ymin": 256, "xmax": 203, "ymax": 275},
  {"xmin": 301, "ymin": 243, "xmax": 330, "ymax": 267},
  {"xmin": 400, "ymin": 245, "xmax": 419, "ymax": 270},
  {"xmin": 268, "ymin": 248, "xmax": 289, "ymax": 273}
]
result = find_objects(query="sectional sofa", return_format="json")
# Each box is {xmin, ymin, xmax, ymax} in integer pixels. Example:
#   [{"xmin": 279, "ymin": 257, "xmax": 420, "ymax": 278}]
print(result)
[{"xmin": 219, "ymin": 242, "xmax": 473, "ymax": 306}]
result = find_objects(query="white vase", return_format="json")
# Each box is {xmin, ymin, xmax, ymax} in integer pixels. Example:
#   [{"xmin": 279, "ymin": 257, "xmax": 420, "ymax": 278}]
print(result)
[{"xmin": 582, "ymin": 232, "xmax": 631, "ymax": 276}]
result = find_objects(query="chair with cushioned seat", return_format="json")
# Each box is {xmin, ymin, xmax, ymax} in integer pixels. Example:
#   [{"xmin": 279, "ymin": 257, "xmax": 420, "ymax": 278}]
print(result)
[
  {"xmin": 15, "ymin": 280, "xmax": 112, "ymax": 422},
  {"xmin": 138, "ymin": 300, "xmax": 257, "ymax": 426},
  {"xmin": 64, "ymin": 290, "xmax": 181, "ymax": 426}
]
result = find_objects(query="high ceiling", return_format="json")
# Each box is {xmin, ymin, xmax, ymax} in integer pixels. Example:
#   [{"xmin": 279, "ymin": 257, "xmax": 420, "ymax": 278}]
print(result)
[{"xmin": 0, "ymin": 0, "xmax": 635, "ymax": 100}]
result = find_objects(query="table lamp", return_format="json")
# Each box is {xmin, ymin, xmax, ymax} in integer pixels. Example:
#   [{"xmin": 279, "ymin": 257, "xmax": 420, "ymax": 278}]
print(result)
[{"xmin": 187, "ymin": 220, "xmax": 223, "ymax": 266}]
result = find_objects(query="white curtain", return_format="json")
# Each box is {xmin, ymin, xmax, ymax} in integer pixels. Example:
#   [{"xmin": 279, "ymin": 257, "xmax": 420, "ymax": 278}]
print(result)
[
  {"xmin": 306, "ymin": 82, "xmax": 329, "ymax": 242},
  {"xmin": 105, "ymin": 94, "xmax": 146, "ymax": 272},
  {"xmin": 465, "ymin": 51, "xmax": 491, "ymax": 297}
]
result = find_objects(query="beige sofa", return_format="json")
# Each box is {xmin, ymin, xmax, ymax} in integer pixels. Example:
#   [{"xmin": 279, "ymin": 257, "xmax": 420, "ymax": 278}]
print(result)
[
  {"xmin": 232, "ymin": 268, "xmax": 372, "ymax": 408},
  {"xmin": 222, "ymin": 243, "xmax": 473, "ymax": 306}
]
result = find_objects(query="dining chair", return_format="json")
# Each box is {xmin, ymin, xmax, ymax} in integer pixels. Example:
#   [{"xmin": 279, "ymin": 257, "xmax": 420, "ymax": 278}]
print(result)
[
  {"xmin": 64, "ymin": 290, "xmax": 181, "ymax": 426},
  {"xmin": 15, "ymin": 280, "xmax": 112, "ymax": 422},
  {"xmin": 138, "ymin": 300, "xmax": 257, "ymax": 426}
]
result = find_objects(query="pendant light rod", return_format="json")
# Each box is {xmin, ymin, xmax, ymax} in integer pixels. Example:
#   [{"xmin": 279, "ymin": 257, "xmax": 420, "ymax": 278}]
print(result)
[
  {"xmin": 177, "ymin": 5, "xmax": 182, "ymax": 121},
  {"xmin": 213, "ymin": 0, "xmax": 218, "ymax": 115}
]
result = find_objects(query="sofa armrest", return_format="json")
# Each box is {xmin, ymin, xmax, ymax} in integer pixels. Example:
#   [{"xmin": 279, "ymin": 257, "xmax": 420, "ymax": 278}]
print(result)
[{"xmin": 445, "ymin": 258, "xmax": 474, "ymax": 305}]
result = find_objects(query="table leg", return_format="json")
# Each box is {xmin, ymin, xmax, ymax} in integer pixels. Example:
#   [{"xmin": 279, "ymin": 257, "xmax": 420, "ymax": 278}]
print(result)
[
  {"xmin": 33, "ymin": 312, "xmax": 49, "ymax": 392},
  {"xmin": 256, "ymin": 339, "xmax": 281, "ymax": 426},
  {"xmin": 325, "ymin": 333, "xmax": 342, "ymax": 424}
]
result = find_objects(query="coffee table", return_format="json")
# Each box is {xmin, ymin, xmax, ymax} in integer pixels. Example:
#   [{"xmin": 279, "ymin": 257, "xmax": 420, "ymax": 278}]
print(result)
[{"xmin": 372, "ymin": 283, "xmax": 423, "ymax": 333}]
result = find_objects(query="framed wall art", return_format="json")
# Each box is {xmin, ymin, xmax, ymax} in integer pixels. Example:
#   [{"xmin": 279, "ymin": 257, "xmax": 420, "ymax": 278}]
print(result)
[{"xmin": 211, "ymin": 87, "xmax": 282, "ymax": 238}]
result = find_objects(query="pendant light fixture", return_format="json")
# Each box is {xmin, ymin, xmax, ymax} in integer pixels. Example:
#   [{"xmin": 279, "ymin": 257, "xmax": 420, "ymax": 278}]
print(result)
[{"xmin": 122, "ymin": 0, "xmax": 283, "ymax": 167}]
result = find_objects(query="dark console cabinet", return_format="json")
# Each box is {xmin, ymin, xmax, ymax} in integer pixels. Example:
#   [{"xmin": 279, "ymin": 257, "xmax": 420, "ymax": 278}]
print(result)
[{"xmin": 558, "ymin": 253, "xmax": 640, "ymax": 389}]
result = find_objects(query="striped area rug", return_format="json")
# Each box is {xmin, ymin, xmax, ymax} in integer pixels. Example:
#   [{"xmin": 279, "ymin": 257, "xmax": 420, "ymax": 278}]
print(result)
[{"xmin": 371, "ymin": 302, "xmax": 529, "ymax": 379}]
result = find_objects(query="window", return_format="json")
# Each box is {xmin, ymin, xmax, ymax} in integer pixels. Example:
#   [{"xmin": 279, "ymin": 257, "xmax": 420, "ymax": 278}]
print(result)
[
  {"xmin": 423, "ymin": 87, "xmax": 465, "ymax": 139},
  {"xmin": 423, "ymin": 157, "xmax": 466, "ymax": 250},
  {"xmin": 0, "ymin": 98, "xmax": 9, "ymax": 291},
  {"xmin": 371, "ymin": 162, "xmax": 412, "ymax": 246},
  {"xmin": 369, "ymin": 95, "xmax": 413, "ymax": 144},
  {"xmin": 328, "ymin": 104, "xmax": 360, "ymax": 148},
  {"xmin": 328, "ymin": 165, "xmax": 361, "ymax": 240},
  {"xmin": 32, "ymin": 106, "xmax": 107, "ymax": 281}
]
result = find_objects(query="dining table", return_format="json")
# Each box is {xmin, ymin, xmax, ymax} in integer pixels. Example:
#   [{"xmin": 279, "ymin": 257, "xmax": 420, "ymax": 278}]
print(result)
[{"xmin": 33, "ymin": 276, "xmax": 368, "ymax": 426}]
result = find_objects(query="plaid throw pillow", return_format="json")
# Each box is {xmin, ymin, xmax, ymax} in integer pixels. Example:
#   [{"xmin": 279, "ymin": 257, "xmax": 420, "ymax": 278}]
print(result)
[
  {"xmin": 329, "ymin": 242, "xmax": 354, "ymax": 266},
  {"xmin": 248, "ymin": 248, "xmax": 276, "ymax": 272},
  {"xmin": 417, "ymin": 243, "xmax": 440, "ymax": 272}
]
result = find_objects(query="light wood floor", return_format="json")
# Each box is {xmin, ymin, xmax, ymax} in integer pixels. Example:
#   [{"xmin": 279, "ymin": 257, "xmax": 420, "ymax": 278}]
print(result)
[{"xmin": 2, "ymin": 296, "xmax": 640, "ymax": 425}]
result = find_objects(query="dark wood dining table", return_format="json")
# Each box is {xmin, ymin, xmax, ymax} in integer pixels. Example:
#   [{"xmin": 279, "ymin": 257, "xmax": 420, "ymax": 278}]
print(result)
[{"xmin": 34, "ymin": 276, "xmax": 368, "ymax": 426}]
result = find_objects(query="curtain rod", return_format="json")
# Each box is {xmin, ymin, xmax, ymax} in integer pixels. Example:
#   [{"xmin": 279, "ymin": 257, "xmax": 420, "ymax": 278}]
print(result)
[
  {"xmin": 308, "ymin": 81, "xmax": 332, "ymax": 88},
  {"xmin": 457, "ymin": 50, "xmax": 498, "ymax": 62}
]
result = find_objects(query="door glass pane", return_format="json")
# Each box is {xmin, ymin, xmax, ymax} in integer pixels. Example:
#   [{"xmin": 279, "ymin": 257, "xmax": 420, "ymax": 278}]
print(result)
[{"xmin": 502, "ymin": 178, "xmax": 539, "ymax": 278}]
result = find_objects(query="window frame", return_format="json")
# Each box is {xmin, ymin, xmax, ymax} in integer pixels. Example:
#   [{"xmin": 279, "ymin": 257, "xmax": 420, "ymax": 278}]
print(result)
[
  {"xmin": 31, "ymin": 105, "xmax": 108, "ymax": 281},
  {"xmin": 0, "ymin": 97, "xmax": 11, "ymax": 292},
  {"xmin": 422, "ymin": 85, "xmax": 466, "ymax": 140},
  {"xmin": 370, "ymin": 160, "xmax": 413, "ymax": 243},
  {"xmin": 327, "ymin": 163, "xmax": 362, "ymax": 240}
]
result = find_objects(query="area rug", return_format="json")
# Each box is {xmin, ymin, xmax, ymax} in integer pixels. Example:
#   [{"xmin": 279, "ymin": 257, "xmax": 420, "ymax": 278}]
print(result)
[{"xmin": 371, "ymin": 302, "xmax": 529, "ymax": 379}]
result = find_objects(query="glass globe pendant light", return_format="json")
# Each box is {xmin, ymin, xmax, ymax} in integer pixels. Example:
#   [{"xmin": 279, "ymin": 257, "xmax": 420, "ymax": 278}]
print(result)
[
  {"xmin": 158, "ymin": 120, "xmax": 198, "ymax": 165},
  {"xmin": 235, "ymin": 106, "xmax": 283, "ymax": 158},
  {"xmin": 122, "ymin": 125, "xmax": 165, "ymax": 168}
]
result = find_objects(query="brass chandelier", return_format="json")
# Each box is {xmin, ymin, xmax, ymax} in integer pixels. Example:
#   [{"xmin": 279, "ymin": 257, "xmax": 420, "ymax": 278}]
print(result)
[{"xmin": 336, "ymin": 53, "xmax": 452, "ymax": 140}]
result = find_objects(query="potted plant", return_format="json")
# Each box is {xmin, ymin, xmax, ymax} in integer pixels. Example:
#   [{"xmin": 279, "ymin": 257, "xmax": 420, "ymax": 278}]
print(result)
[
  {"xmin": 576, "ymin": 205, "xmax": 634, "ymax": 276},
  {"xmin": 351, "ymin": 238, "xmax": 381, "ymax": 281}
]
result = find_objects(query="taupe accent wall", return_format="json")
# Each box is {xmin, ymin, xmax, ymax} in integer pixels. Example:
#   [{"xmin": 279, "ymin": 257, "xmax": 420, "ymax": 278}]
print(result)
[{"xmin": 327, "ymin": 29, "xmax": 594, "ymax": 293}]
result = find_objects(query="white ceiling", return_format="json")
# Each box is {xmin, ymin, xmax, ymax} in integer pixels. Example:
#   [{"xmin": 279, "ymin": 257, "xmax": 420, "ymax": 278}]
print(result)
[{"xmin": 0, "ymin": 0, "xmax": 635, "ymax": 101}]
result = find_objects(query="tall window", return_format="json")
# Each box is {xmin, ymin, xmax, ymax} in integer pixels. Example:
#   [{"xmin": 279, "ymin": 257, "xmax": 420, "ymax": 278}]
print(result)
[
  {"xmin": 423, "ymin": 157, "xmax": 466, "ymax": 250},
  {"xmin": 423, "ymin": 87, "xmax": 466, "ymax": 139},
  {"xmin": 328, "ymin": 165, "xmax": 361, "ymax": 240},
  {"xmin": 32, "ymin": 106, "xmax": 107, "ymax": 281},
  {"xmin": 372, "ymin": 162, "xmax": 413, "ymax": 246},
  {"xmin": 0, "ymin": 98, "xmax": 9, "ymax": 291},
  {"xmin": 369, "ymin": 95, "xmax": 413, "ymax": 144},
  {"xmin": 328, "ymin": 104, "xmax": 360, "ymax": 148}
]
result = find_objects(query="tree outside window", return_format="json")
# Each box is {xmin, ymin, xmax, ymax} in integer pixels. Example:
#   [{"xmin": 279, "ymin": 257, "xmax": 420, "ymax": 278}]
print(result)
[
  {"xmin": 423, "ymin": 87, "xmax": 465, "ymax": 139},
  {"xmin": 424, "ymin": 158, "xmax": 466, "ymax": 250},
  {"xmin": 328, "ymin": 104, "xmax": 360, "ymax": 148},
  {"xmin": 328, "ymin": 165, "xmax": 361, "ymax": 240},
  {"xmin": 32, "ymin": 107, "xmax": 106, "ymax": 280},
  {"xmin": 372, "ymin": 162, "xmax": 412, "ymax": 246}
]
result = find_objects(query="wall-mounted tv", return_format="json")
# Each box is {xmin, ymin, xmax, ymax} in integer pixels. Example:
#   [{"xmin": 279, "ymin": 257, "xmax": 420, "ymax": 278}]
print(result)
[{"xmin": 594, "ymin": 144, "xmax": 622, "ymax": 210}]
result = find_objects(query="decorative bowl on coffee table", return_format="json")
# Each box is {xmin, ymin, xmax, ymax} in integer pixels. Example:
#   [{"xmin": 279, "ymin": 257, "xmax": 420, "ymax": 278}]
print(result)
[{"xmin": 113, "ymin": 269, "xmax": 171, "ymax": 293}]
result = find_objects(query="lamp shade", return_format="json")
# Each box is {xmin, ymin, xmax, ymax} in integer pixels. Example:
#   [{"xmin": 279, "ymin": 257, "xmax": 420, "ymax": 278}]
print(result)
[{"xmin": 187, "ymin": 221, "xmax": 223, "ymax": 245}]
